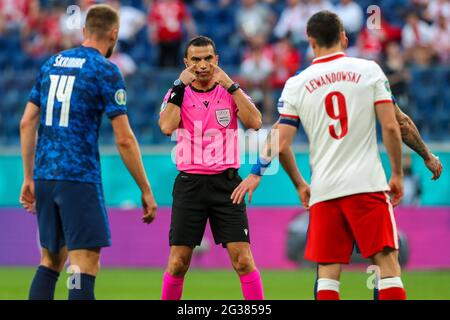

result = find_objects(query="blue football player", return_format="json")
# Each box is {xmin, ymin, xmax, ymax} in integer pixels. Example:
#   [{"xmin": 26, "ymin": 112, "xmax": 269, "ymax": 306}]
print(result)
[{"xmin": 19, "ymin": 4, "xmax": 157, "ymax": 300}]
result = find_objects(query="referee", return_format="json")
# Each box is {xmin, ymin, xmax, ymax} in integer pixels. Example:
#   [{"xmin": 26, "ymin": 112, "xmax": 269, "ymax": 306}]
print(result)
[{"xmin": 158, "ymin": 36, "xmax": 264, "ymax": 300}]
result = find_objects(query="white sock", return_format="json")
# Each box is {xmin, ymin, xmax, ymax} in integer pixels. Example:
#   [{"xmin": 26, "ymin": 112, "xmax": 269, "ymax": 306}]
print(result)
[
  {"xmin": 378, "ymin": 277, "xmax": 404, "ymax": 290},
  {"xmin": 317, "ymin": 278, "xmax": 340, "ymax": 292}
]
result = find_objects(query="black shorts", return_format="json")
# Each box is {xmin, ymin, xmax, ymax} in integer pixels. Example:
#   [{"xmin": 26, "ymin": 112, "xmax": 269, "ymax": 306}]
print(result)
[{"xmin": 170, "ymin": 168, "xmax": 250, "ymax": 247}]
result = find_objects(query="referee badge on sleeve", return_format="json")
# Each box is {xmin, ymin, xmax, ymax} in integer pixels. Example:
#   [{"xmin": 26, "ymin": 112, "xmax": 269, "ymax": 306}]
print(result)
[{"xmin": 215, "ymin": 109, "xmax": 231, "ymax": 127}]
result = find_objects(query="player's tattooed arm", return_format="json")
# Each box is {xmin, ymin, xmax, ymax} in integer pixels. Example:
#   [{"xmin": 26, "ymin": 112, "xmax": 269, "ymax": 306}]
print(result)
[
  {"xmin": 276, "ymin": 122, "xmax": 311, "ymax": 208},
  {"xmin": 395, "ymin": 104, "xmax": 443, "ymax": 180}
]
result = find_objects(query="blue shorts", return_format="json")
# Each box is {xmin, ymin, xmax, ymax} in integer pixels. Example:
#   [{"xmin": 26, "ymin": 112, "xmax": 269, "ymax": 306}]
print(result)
[{"xmin": 35, "ymin": 180, "xmax": 111, "ymax": 254}]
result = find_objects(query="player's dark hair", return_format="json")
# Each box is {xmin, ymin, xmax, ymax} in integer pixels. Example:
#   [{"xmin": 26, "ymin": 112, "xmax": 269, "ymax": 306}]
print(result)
[
  {"xmin": 306, "ymin": 11, "xmax": 344, "ymax": 48},
  {"xmin": 184, "ymin": 36, "xmax": 217, "ymax": 58},
  {"xmin": 85, "ymin": 4, "xmax": 119, "ymax": 39}
]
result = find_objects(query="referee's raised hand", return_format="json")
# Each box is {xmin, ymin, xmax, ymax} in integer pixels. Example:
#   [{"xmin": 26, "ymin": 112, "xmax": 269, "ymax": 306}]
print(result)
[
  {"xmin": 179, "ymin": 64, "xmax": 197, "ymax": 85},
  {"xmin": 210, "ymin": 63, "xmax": 233, "ymax": 89}
]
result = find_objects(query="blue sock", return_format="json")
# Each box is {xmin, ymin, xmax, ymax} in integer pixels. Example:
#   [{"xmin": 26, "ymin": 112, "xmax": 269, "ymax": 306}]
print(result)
[
  {"xmin": 29, "ymin": 265, "xmax": 60, "ymax": 300},
  {"xmin": 68, "ymin": 273, "xmax": 96, "ymax": 300}
]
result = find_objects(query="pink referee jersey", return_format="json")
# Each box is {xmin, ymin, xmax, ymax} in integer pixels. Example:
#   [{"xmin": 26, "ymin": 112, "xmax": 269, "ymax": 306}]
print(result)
[{"xmin": 160, "ymin": 84, "xmax": 241, "ymax": 174}]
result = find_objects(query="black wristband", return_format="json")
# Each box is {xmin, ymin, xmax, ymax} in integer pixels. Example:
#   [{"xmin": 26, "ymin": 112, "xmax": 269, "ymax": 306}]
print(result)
[
  {"xmin": 167, "ymin": 79, "xmax": 186, "ymax": 108},
  {"xmin": 227, "ymin": 82, "xmax": 240, "ymax": 94}
]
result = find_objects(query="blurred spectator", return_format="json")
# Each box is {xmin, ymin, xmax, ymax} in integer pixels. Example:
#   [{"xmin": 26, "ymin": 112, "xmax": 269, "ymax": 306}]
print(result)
[
  {"xmin": 187, "ymin": 0, "xmax": 232, "ymax": 10},
  {"xmin": 357, "ymin": 17, "xmax": 401, "ymax": 60},
  {"xmin": 401, "ymin": 154, "xmax": 422, "ymax": 206},
  {"xmin": 240, "ymin": 36, "xmax": 274, "ymax": 124},
  {"xmin": 109, "ymin": 46, "xmax": 137, "ymax": 78},
  {"xmin": 0, "ymin": 0, "xmax": 31, "ymax": 30},
  {"xmin": 381, "ymin": 41, "xmax": 410, "ymax": 105},
  {"xmin": 306, "ymin": 0, "xmax": 334, "ymax": 17},
  {"xmin": 431, "ymin": 14, "xmax": 450, "ymax": 64},
  {"xmin": 409, "ymin": 0, "xmax": 434, "ymax": 20},
  {"xmin": 270, "ymin": 36, "xmax": 301, "ymax": 90},
  {"xmin": 107, "ymin": 0, "xmax": 146, "ymax": 52},
  {"xmin": 274, "ymin": 0, "xmax": 308, "ymax": 44},
  {"xmin": 60, "ymin": 0, "xmax": 94, "ymax": 47},
  {"xmin": 274, "ymin": 0, "xmax": 334, "ymax": 45},
  {"xmin": 402, "ymin": 10, "xmax": 435, "ymax": 63},
  {"xmin": 334, "ymin": 0, "xmax": 363, "ymax": 45},
  {"xmin": 236, "ymin": 0, "xmax": 274, "ymax": 44},
  {"xmin": 0, "ymin": 12, "xmax": 6, "ymax": 35},
  {"xmin": 22, "ymin": 3, "xmax": 64, "ymax": 59},
  {"xmin": 148, "ymin": 0, "xmax": 197, "ymax": 68},
  {"xmin": 425, "ymin": 0, "xmax": 450, "ymax": 22}
]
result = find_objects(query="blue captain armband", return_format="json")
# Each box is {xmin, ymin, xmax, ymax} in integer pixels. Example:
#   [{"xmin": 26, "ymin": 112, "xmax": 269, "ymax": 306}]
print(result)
[
  {"xmin": 279, "ymin": 114, "xmax": 300, "ymax": 128},
  {"xmin": 250, "ymin": 157, "xmax": 272, "ymax": 176}
]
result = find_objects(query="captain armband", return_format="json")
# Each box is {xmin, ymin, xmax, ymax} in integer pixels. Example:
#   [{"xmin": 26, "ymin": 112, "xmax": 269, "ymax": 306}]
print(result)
[{"xmin": 279, "ymin": 114, "xmax": 300, "ymax": 128}]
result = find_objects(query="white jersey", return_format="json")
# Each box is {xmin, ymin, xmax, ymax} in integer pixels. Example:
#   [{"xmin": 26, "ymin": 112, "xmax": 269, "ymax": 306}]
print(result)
[{"xmin": 278, "ymin": 52, "xmax": 393, "ymax": 206}]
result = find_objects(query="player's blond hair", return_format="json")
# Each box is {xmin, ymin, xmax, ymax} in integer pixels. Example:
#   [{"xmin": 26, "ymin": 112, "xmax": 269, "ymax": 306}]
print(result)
[{"xmin": 85, "ymin": 4, "xmax": 119, "ymax": 39}]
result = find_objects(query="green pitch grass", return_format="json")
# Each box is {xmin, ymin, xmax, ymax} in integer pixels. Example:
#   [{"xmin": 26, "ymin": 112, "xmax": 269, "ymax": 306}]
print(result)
[{"xmin": 1, "ymin": 268, "xmax": 450, "ymax": 300}]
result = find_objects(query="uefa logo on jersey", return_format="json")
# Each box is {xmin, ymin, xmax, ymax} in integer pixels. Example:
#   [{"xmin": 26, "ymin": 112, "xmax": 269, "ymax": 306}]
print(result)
[
  {"xmin": 115, "ymin": 89, "xmax": 127, "ymax": 106},
  {"xmin": 215, "ymin": 109, "xmax": 231, "ymax": 127},
  {"xmin": 384, "ymin": 80, "xmax": 392, "ymax": 94}
]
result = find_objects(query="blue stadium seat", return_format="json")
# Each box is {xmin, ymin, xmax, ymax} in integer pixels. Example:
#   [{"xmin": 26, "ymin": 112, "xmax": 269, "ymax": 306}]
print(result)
[
  {"xmin": 409, "ymin": 67, "xmax": 440, "ymax": 114},
  {"xmin": 0, "ymin": 51, "xmax": 8, "ymax": 71}
]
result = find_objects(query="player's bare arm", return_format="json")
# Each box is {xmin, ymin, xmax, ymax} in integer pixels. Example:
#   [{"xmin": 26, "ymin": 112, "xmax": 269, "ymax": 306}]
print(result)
[
  {"xmin": 231, "ymin": 121, "xmax": 300, "ymax": 205},
  {"xmin": 112, "ymin": 114, "xmax": 157, "ymax": 224},
  {"xmin": 19, "ymin": 102, "xmax": 40, "ymax": 214},
  {"xmin": 376, "ymin": 102, "xmax": 404, "ymax": 206},
  {"xmin": 158, "ymin": 65, "xmax": 197, "ymax": 136},
  {"xmin": 394, "ymin": 103, "xmax": 443, "ymax": 180},
  {"xmin": 276, "ymin": 123, "xmax": 311, "ymax": 209},
  {"xmin": 211, "ymin": 63, "xmax": 262, "ymax": 130}
]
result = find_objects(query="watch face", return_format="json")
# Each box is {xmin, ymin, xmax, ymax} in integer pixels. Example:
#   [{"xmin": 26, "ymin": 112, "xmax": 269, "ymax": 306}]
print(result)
[{"xmin": 174, "ymin": 79, "xmax": 181, "ymax": 86}]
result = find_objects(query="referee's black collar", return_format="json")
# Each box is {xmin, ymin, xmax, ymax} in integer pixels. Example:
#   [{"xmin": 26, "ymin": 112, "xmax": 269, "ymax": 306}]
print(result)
[{"xmin": 190, "ymin": 84, "xmax": 217, "ymax": 93}]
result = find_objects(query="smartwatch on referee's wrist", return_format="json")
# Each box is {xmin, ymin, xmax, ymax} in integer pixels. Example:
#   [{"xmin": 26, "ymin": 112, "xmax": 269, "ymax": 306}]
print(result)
[
  {"xmin": 168, "ymin": 79, "xmax": 186, "ymax": 108},
  {"xmin": 227, "ymin": 82, "xmax": 240, "ymax": 94},
  {"xmin": 173, "ymin": 78, "xmax": 186, "ymax": 88}
]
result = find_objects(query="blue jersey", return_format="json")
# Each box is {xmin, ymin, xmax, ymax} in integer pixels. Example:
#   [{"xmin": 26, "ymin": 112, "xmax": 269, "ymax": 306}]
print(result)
[{"xmin": 29, "ymin": 45, "xmax": 127, "ymax": 183}]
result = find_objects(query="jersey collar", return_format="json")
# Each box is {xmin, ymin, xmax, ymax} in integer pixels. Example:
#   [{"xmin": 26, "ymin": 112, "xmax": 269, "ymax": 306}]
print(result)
[
  {"xmin": 80, "ymin": 45, "xmax": 102, "ymax": 55},
  {"xmin": 189, "ymin": 84, "xmax": 217, "ymax": 93},
  {"xmin": 312, "ymin": 52, "xmax": 346, "ymax": 65}
]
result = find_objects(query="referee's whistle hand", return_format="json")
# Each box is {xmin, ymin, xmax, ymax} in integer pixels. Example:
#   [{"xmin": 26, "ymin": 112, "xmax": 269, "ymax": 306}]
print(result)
[
  {"xmin": 231, "ymin": 174, "xmax": 261, "ymax": 205},
  {"xmin": 141, "ymin": 191, "xmax": 157, "ymax": 224}
]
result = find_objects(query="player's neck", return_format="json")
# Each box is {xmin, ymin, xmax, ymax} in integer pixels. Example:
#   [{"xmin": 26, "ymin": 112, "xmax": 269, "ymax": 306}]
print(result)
[
  {"xmin": 314, "ymin": 45, "xmax": 344, "ymax": 60},
  {"xmin": 82, "ymin": 39, "xmax": 108, "ymax": 57},
  {"xmin": 191, "ymin": 80, "xmax": 216, "ymax": 92}
]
